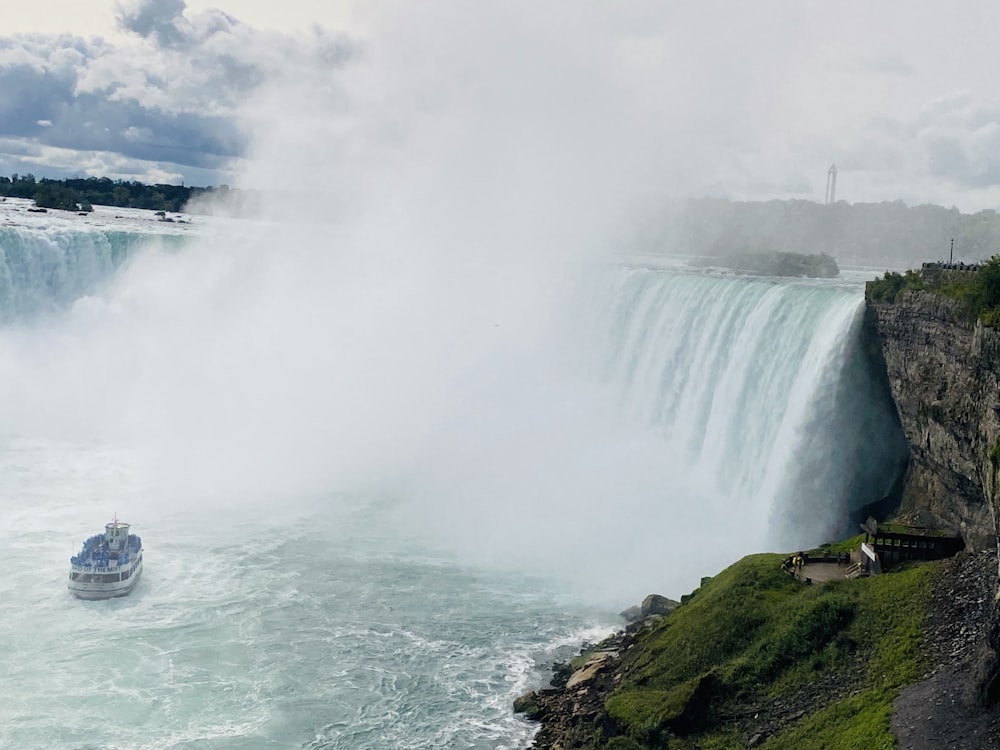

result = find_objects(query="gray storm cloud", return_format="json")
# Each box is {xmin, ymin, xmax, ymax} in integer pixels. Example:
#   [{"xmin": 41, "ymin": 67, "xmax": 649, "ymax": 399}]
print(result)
[
  {"xmin": 117, "ymin": 0, "xmax": 196, "ymax": 47},
  {"xmin": 0, "ymin": 1, "xmax": 355, "ymax": 182},
  {"xmin": 2, "ymin": 1, "xmax": 1000, "ymax": 202}
]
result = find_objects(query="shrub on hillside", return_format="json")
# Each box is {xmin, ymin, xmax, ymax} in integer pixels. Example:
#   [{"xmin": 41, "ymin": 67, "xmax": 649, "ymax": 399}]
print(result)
[
  {"xmin": 969, "ymin": 255, "xmax": 1000, "ymax": 325},
  {"xmin": 867, "ymin": 269, "xmax": 924, "ymax": 302}
]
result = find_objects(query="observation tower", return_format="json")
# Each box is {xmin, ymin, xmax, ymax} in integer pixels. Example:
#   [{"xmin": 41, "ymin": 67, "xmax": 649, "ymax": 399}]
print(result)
[{"xmin": 825, "ymin": 165, "xmax": 838, "ymax": 205}]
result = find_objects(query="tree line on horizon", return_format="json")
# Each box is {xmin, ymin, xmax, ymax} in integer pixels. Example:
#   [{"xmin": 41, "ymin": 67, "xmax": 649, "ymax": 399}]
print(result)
[
  {"xmin": 0, "ymin": 174, "xmax": 234, "ymax": 213},
  {"xmin": 5, "ymin": 174, "xmax": 1000, "ymax": 266}
]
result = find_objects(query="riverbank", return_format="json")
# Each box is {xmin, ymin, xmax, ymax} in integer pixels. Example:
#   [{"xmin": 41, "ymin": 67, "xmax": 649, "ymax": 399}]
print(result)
[
  {"xmin": 512, "ymin": 265, "xmax": 1000, "ymax": 748},
  {"xmin": 516, "ymin": 547, "xmax": 998, "ymax": 749}
]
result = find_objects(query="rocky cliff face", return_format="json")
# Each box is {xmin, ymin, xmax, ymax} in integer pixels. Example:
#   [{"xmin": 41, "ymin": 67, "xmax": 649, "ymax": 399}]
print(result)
[
  {"xmin": 865, "ymin": 290, "xmax": 1000, "ymax": 553},
  {"xmin": 866, "ymin": 288, "xmax": 1000, "ymax": 703}
]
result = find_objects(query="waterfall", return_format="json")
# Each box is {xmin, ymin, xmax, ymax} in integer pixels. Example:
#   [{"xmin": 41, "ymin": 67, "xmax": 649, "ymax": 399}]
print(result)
[
  {"xmin": 0, "ymin": 218, "xmax": 909, "ymax": 598},
  {"xmin": 0, "ymin": 225, "xmax": 184, "ymax": 320},
  {"xmin": 592, "ymin": 268, "xmax": 908, "ymax": 551}
]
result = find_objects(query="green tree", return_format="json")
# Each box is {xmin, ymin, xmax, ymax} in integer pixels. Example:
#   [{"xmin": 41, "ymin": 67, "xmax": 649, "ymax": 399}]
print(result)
[
  {"xmin": 33, "ymin": 182, "xmax": 92, "ymax": 212},
  {"xmin": 112, "ymin": 186, "xmax": 131, "ymax": 206},
  {"xmin": 970, "ymin": 256, "xmax": 1000, "ymax": 325},
  {"xmin": 972, "ymin": 256, "xmax": 1000, "ymax": 310}
]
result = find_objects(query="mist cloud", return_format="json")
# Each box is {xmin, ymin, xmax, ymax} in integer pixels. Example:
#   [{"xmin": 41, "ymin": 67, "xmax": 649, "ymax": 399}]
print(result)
[{"xmin": 8, "ymin": 0, "xmax": 1000, "ymax": 602}]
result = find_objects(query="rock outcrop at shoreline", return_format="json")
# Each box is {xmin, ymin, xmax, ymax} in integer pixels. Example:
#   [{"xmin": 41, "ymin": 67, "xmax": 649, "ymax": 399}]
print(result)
[
  {"xmin": 514, "ymin": 608, "xmax": 679, "ymax": 749},
  {"xmin": 518, "ymin": 554, "xmax": 1000, "ymax": 749}
]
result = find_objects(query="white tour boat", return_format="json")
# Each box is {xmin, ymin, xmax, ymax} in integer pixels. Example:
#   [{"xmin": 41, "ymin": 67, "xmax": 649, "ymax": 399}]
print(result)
[{"xmin": 68, "ymin": 518, "xmax": 143, "ymax": 600}]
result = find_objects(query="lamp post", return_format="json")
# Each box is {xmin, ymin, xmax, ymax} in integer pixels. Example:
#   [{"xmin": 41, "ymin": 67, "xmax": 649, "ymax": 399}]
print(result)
[{"xmin": 950, "ymin": 238, "xmax": 954, "ymax": 264}]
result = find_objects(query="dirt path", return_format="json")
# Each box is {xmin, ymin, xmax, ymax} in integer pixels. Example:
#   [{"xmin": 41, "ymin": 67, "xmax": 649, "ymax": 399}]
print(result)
[
  {"xmin": 893, "ymin": 669, "xmax": 1000, "ymax": 749},
  {"xmin": 891, "ymin": 550, "xmax": 1000, "ymax": 749},
  {"xmin": 796, "ymin": 561, "xmax": 849, "ymax": 583}
]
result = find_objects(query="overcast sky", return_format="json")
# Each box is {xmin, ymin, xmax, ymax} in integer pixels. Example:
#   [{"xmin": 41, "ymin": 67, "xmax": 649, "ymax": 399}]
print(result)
[{"xmin": 5, "ymin": 1, "xmax": 1000, "ymax": 211}]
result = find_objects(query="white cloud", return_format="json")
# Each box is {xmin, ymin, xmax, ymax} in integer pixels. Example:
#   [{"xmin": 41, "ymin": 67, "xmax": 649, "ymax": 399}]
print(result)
[
  {"xmin": 2, "ymin": 1, "xmax": 1000, "ymax": 210},
  {"xmin": 0, "ymin": 1, "xmax": 355, "ymax": 184},
  {"xmin": 0, "ymin": 136, "xmax": 195, "ymax": 183}
]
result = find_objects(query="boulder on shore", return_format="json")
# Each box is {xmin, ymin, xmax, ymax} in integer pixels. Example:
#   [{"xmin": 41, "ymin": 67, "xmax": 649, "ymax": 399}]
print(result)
[
  {"xmin": 620, "ymin": 593, "xmax": 680, "ymax": 623},
  {"xmin": 619, "ymin": 605, "xmax": 642, "ymax": 622},
  {"xmin": 641, "ymin": 593, "xmax": 680, "ymax": 618}
]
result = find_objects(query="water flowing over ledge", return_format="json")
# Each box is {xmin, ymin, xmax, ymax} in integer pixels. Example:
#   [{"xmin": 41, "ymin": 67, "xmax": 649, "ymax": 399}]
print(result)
[
  {"xmin": 589, "ymin": 268, "xmax": 908, "ymax": 553},
  {"xmin": 0, "ymin": 224, "xmax": 188, "ymax": 320}
]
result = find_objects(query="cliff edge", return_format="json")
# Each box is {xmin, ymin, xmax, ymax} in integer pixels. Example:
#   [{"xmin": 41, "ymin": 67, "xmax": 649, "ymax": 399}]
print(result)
[
  {"xmin": 863, "ymin": 289, "xmax": 1000, "ymax": 553},
  {"xmin": 865, "ymin": 282, "xmax": 1000, "ymax": 706},
  {"xmin": 514, "ymin": 274, "xmax": 1000, "ymax": 749}
]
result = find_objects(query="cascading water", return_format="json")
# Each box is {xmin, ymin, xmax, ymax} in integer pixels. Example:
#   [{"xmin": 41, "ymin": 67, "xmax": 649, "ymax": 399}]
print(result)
[
  {"xmin": 587, "ymin": 267, "xmax": 908, "ymax": 555},
  {"xmin": 0, "ymin": 221, "xmax": 909, "ymax": 593},
  {"xmin": 0, "ymin": 213, "xmax": 911, "ymax": 748},
  {"xmin": 0, "ymin": 223, "xmax": 186, "ymax": 320}
]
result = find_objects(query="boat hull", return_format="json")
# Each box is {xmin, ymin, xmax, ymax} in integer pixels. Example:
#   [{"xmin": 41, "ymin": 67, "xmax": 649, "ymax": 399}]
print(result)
[
  {"xmin": 69, "ymin": 520, "xmax": 144, "ymax": 600},
  {"xmin": 68, "ymin": 560, "xmax": 143, "ymax": 600}
]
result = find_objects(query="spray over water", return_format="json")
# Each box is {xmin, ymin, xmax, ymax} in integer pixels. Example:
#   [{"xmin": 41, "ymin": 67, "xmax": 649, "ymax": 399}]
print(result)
[
  {"xmin": 0, "ymin": 8, "xmax": 917, "ymax": 746},
  {"xmin": 0, "ymin": 3, "xmax": 907, "ymax": 603}
]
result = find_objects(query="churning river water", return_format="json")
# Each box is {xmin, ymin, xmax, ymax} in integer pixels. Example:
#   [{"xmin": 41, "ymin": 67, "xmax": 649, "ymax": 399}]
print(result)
[{"xmin": 0, "ymin": 200, "xmax": 906, "ymax": 748}]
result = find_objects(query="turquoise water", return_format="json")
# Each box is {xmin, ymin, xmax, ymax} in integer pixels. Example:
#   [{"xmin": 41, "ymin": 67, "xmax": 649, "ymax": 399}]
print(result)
[
  {"xmin": 0, "ymin": 441, "xmax": 612, "ymax": 749},
  {"xmin": 0, "ymin": 210, "xmax": 907, "ymax": 748},
  {"xmin": 0, "ymin": 220, "xmax": 188, "ymax": 320}
]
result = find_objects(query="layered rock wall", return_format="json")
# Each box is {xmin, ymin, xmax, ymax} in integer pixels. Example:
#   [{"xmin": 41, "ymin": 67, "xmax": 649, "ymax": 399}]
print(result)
[{"xmin": 865, "ymin": 290, "xmax": 1000, "ymax": 553}]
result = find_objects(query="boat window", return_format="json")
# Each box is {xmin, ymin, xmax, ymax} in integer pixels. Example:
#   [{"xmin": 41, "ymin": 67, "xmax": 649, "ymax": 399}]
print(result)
[{"xmin": 71, "ymin": 572, "xmax": 124, "ymax": 583}]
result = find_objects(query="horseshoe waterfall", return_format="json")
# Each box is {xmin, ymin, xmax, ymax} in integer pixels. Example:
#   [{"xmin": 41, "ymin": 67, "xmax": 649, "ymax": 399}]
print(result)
[{"xmin": 0, "ymin": 207, "xmax": 907, "ymax": 749}]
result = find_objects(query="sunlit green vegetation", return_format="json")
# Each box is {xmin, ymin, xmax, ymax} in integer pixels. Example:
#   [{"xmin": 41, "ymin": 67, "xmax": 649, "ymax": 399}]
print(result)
[
  {"xmin": 595, "ymin": 552, "xmax": 936, "ymax": 749},
  {"xmin": 867, "ymin": 256, "xmax": 1000, "ymax": 327},
  {"xmin": 865, "ymin": 269, "xmax": 926, "ymax": 303}
]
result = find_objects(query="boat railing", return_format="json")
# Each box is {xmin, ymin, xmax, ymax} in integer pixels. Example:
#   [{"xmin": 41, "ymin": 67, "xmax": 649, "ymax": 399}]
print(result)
[
  {"xmin": 72, "ymin": 552, "xmax": 134, "ymax": 567},
  {"xmin": 72, "ymin": 533, "xmax": 142, "ymax": 567}
]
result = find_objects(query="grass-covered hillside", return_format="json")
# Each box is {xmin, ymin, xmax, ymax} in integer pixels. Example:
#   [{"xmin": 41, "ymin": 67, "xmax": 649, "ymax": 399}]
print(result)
[{"xmin": 551, "ymin": 544, "xmax": 941, "ymax": 749}]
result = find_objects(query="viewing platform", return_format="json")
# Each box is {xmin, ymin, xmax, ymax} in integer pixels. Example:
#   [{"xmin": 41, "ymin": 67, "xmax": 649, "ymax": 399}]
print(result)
[{"xmin": 783, "ymin": 519, "xmax": 964, "ymax": 584}]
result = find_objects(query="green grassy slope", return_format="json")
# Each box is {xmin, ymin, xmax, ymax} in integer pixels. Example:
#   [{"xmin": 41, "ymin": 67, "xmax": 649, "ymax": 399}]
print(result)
[{"xmin": 600, "ymin": 553, "xmax": 936, "ymax": 749}]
